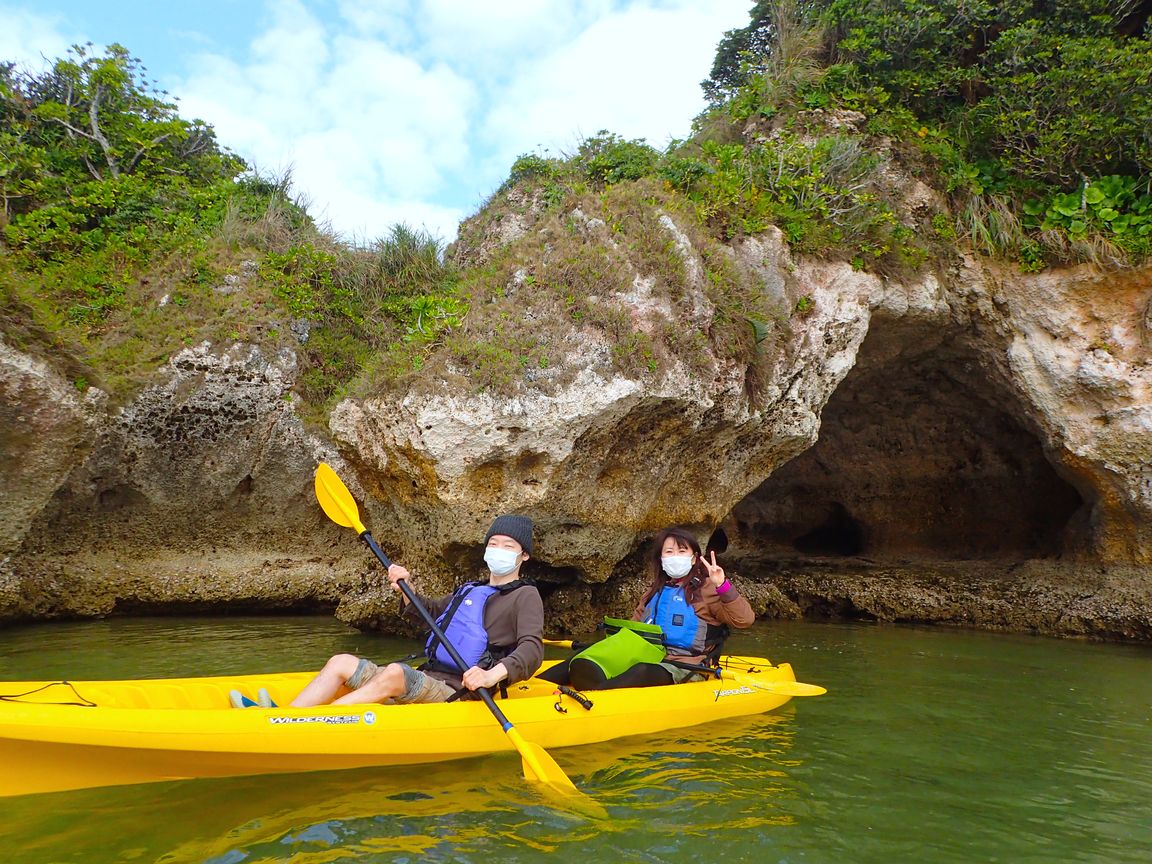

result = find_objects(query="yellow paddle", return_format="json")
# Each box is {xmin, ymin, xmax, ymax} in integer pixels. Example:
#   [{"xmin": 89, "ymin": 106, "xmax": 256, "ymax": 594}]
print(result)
[
  {"xmin": 314, "ymin": 463, "xmax": 584, "ymax": 797},
  {"xmin": 542, "ymin": 638, "xmax": 827, "ymax": 697}
]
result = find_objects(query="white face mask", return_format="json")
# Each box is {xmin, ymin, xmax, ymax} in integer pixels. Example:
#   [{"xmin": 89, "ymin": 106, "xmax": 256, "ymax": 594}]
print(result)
[
  {"xmin": 661, "ymin": 554, "xmax": 694, "ymax": 579},
  {"xmin": 484, "ymin": 547, "xmax": 521, "ymax": 577}
]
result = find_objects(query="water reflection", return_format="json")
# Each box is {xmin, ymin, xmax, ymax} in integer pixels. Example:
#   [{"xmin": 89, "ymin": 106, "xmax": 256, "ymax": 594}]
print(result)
[
  {"xmin": 0, "ymin": 616, "xmax": 405, "ymax": 681},
  {"xmin": 3, "ymin": 618, "xmax": 1152, "ymax": 863},
  {"xmin": 0, "ymin": 713, "xmax": 797, "ymax": 864}
]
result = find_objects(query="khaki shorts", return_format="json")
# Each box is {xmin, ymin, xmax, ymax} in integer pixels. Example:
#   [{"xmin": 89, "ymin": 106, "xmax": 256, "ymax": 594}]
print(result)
[
  {"xmin": 659, "ymin": 661, "xmax": 706, "ymax": 684},
  {"xmin": 345, "ymin": 658, "xmax": 457, "ymax": 704}
]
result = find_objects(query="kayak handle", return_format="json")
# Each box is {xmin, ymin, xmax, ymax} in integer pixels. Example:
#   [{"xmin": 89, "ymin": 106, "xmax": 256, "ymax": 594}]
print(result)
[{"xmin": 557, "ymin": 685, "xmax": 594, "ymax": 711}]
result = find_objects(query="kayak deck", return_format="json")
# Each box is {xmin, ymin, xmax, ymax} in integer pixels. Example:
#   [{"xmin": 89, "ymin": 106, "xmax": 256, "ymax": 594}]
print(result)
[{"xmin": 0, "ymin": 656, "xmax": 812, "ymax": 798}]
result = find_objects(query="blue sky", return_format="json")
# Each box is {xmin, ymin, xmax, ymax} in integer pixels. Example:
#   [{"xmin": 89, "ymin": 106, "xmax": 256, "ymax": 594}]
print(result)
[{"xmin": 1, "ymin": 1, "xmax": 751, "ymax": 242}]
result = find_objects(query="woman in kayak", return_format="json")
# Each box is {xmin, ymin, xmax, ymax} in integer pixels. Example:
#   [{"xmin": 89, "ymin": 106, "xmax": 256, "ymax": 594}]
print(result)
[
  {"xmin": 546, "ymin": 526, "xmax": 755, "ymax": 689},
  {"xmin": 286, "ymin": 515, "xmax": 544, "ymax": 707}
]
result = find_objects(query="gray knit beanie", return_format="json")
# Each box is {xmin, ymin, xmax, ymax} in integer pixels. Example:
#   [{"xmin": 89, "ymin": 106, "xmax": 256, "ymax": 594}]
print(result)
[{"xmin": 485, "ymin": 514, "xmax": 533, "ymax": 554}]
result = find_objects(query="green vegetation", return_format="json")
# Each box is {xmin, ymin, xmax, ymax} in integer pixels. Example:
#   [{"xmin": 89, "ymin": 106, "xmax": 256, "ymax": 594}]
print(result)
[
  {"xmin": 4, "ymin": 6, "xmax": 1150, "ymax": 409},
  {"xmin": 444, "ymin": 173, "xmax": 787, "ymax": 397},
  {"xmin": 703, "ymin": 0, "xmax": 1152, "ymax": 267},
  {"xmin": 1, "ymin": 44, "xmax": 458, "ymax": 416},
  {"xmin": 505, "ymin": 126, "xmax": 921, "ymax": 274},
  {"xmin": 451, "ymin": 1, "xmax": 1151, "ymax": 397}
]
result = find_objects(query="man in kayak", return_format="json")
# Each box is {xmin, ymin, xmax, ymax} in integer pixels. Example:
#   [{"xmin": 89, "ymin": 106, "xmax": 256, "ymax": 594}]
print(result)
[{"xmin": 288, "ymin": 515, "xmax": 544, "ymax": 706}]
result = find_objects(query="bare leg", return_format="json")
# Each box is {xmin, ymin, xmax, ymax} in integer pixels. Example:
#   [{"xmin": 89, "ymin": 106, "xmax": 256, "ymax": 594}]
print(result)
[
  {"xmin": 330, "ymin": 663, "xmax": 408, "ymax": 705},
  {"xmin": 290, "ymin": 653, "xmax": 360, "ymax": 707}
]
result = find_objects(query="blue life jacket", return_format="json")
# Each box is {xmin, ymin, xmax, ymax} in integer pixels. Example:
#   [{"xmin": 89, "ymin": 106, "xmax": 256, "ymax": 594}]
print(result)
[
  {"xmin": 425, "ymin": 582, "xmax": 523, "ymax": 673},
  {"xmin": 643, "ymin": 584, "xmax": 706, "ymax": 654}
]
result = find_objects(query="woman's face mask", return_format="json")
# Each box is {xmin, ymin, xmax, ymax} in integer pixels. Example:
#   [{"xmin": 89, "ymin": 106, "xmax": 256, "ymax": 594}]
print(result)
[
  {"xmin": 661, "ymin": 554, "xmax": 694, "ymax": 579},
  {"xmin": 484, "ymin": 546, "xmax": 521, "ymax": 577}
]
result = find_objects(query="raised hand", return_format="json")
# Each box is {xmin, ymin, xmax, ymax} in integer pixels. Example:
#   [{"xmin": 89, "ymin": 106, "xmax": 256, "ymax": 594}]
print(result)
[{"xmin": 701, "ymin": 550, "xmax": 725, "ymax": 587}]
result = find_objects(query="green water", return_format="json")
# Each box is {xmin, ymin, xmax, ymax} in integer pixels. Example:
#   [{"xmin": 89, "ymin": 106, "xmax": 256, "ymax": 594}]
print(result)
[{"xmin": 1, "ymin": 616, "xmax": 1151, "ymax": 864}]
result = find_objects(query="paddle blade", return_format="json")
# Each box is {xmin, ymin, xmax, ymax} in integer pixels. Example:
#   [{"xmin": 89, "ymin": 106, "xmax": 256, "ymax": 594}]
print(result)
[
  {"xmin": 314, "ymin": 463, "xmax": 367, "ymax": 534},
  {"xmin": 725, "ymin": 670, "xmax": 826, "ymax": 697},
  {"xmin": 504, "ymin": 726, "xmax": 580, "ymax": 795},
  {"xmin": 759, "ymin": 679, "xmax": 827, "ymax": 697}
]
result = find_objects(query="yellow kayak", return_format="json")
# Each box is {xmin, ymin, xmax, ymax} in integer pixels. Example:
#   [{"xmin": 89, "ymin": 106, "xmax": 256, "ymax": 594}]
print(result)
[{"xmin": 0, "ymin": 655, "xmax": 822, "ymax": 798}]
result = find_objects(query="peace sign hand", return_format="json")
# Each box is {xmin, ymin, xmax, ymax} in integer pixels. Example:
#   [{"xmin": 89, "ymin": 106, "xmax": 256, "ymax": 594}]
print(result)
[{"xmin": 701, "ymin": 551, "xmax": 725, "ymax": 588}]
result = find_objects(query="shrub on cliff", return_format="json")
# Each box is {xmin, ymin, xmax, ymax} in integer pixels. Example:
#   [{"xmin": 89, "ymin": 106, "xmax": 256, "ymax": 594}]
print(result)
[
  {"xmin": 704, "ymin": 0, "xmax": 1152, "ymax": 266},
  {"xmin": 1, "ymin": 45, "xmax": 460, "ymax": 417},
  {"xmin": 1, "ymin": 44, "xmax": 245, "ymax": 259},
  {"xmin": 501, "ymin": 123, "xmax": 922, "ymax": 277}
]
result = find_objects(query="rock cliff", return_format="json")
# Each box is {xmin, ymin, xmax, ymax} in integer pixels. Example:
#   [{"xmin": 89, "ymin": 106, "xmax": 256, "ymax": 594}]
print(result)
[
  {"xmin": 3, "ymin": 200, "xmax": 1150, "ymax": 640},
  {"xmin": 327, "ymin": 220, "xmax": 1152, "ymax": 640},
  {"xmin": 2, "ymin": 340, "xmax": 368, "ymax": 620}
]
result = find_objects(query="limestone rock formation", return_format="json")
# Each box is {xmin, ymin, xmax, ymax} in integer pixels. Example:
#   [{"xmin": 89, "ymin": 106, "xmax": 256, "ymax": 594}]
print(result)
[
  {"xmin": 1, "ymin": 338, "xmax": 101, "ymax": 560},
  {"xmin": 2, "ymin": 341, "xmax": 368, "ymax": 621},
  {"xmin": 326, "ymin": 212, "xmax": 1152, "ymax": 639},
  {"xmin": 3, "ymin": 196, "xmax": 1150, "ymax": 641}
]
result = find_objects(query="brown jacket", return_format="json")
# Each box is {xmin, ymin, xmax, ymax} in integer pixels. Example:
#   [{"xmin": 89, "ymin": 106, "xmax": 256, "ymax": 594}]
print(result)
[
  {"xmin": 632, "ymin": 579, "xmax": 755, "ymax": 662},
  {"xmin": 407, "ymin": 582, "xmax": 545, "ymax": 686}
]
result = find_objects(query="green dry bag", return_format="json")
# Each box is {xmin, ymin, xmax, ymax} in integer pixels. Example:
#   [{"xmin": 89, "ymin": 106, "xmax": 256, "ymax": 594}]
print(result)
[{"xmin": 572, "ymin": 625, "xmax": 666, "ymax": 679}]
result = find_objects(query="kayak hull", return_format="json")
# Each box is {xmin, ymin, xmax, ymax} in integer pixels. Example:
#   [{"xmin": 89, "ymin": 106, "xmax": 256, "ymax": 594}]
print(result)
[{"xmin": 0, "ymin": 656, "xmax": 804, "ymax": 797}]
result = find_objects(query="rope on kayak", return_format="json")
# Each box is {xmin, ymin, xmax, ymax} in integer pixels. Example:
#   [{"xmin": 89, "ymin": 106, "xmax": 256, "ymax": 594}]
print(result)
[
  {"xmin": 0, "ymin": 681, "xmax": 97, "ymax": 707},
  {"xmin": 717, "ymin": 658, "xmax": 768, "ymax": 674}
]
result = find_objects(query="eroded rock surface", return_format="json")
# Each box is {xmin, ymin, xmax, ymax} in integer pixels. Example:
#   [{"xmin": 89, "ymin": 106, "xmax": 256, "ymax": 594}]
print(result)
[
  {"xmin": 328, "ymin": 230, "xmax": 1152, "ymax": 638},
  {"xmin": 1, "ymin": 338, "xmax": 101, "ymax": 559},
  {"xmin": 3, "ymin": 342, "xmax": 369, "ymax": 621},
  {"xmin": 3, "ymin": 206, "xmax": 1151, "ymax": 640}
]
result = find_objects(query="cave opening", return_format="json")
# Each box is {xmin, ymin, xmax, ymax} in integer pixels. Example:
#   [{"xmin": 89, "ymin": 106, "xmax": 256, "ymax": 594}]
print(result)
[{"xmin": 721, "ymin": 321, "xmax": 1087, "ymax": 568}]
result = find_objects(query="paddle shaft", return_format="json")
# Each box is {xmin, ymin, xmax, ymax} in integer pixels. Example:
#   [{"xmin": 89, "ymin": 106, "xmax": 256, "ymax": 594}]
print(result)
[
  {"xmin": 358, "ymin": 529, "xmax": 516, "ymax": 731},
  {"xmin": 544, "ymin": 639, "xmax": 589, "ymax": 651},
  {"xmin": 667, "ymin": 657, "xmax": 826, "ymax": 696},
  {"xmin": 664, "ymin": 658, "xmax": 723, "ymax": 678},
  {"xmin": 314, "ymin": 462, "xmax": 586, "ymax": 798}
]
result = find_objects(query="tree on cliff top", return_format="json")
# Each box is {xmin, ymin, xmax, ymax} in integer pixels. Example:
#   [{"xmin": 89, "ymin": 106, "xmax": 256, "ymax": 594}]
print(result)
[
  {"xmin": 704, "ymin": 0, "xmax": 1152, "ymax": 186},
  {"xmin": 28, "ymin": 44, "xmax": 238, "ymax": 183},
  {"xmin": 1, "ymin": 43, "xmax": 244, "ymax": 246}
]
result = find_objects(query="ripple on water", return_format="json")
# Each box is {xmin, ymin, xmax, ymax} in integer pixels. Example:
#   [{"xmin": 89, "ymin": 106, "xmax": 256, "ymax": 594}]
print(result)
[{"xmin": 2, "ymin": 617, "xmax": 1152, "ymax": 864}]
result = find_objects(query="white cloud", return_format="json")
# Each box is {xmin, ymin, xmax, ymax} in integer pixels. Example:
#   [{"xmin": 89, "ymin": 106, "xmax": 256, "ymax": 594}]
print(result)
[
  {"xmin": 334, "ymin": 0, "xmax": 417, "ymax": 45},
  {"xmin": 290, "ymin": 126, "xmax": 466, "ymax": 240},
  {"xmin": 2, "ymin": 0, "xmax": 753, "ymax": 244},
  {"xmin": 336, "ymin": 0, "xmax": 597, "ymax": 67},
  {"xmin": 175, "ymin": 1, "xmax": 476, "ymax": 242},
  {"xmin": 408, "ymin": 1, "xmax": 606, "ymax": 75},
  {"xmin": 170, "ymin": 0, "xmax": 749, "ymax": 243},
  {"xmin": 0, "ymin": 5, "xmax": 76, "ymax": 72},
  {"xmin": 484, "ymin": 2, "xmax": 747, "ymax": 161}
]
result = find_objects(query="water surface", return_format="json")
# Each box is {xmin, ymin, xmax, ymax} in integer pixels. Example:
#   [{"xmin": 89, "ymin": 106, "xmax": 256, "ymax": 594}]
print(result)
[{"xmin": 1, "ymin": 616, "xmax": 1150, "ymax": 863}]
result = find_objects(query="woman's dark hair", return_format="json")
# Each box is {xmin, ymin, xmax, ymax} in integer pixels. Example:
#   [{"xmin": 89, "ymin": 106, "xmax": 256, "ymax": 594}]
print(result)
[{"xmin": 639, "ymin": 526, "xmax": 709, "ymax": 608}]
